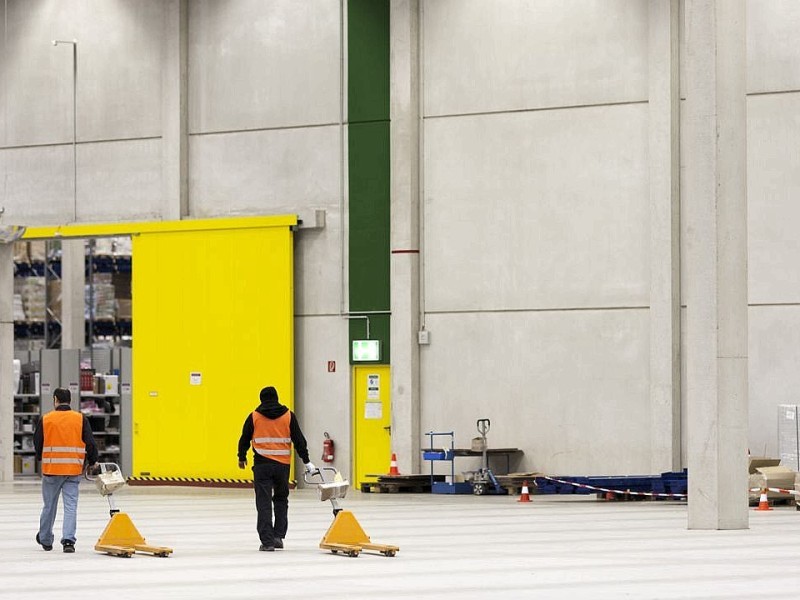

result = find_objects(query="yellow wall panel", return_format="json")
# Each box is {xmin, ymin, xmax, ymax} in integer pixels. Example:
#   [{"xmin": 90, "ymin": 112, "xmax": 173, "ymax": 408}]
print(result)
[{"xmin": 132, "ymin": 225, "xmax": 294, "ymax": 479}]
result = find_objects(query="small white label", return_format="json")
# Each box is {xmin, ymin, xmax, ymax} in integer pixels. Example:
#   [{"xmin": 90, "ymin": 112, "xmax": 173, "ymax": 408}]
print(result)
[
  {"xmin": 365, "ymin": 402, "xmax": 383, "ymax": 419},
  {"xmin": 41, "ymin": 382, "xmax": 52, "ymax": 395},
  {"xmin": 190, "ymin": 372, "xmax": 202, "ymax": 386},
  {"xmin": 121, "ymin": 383, "xmax": 131, "ymax": 394},
  {"xmin": 68, "ymin": 383, "xmax": 80, "ymax": 396},
  {"xmin": 787, "ymin": 410, "xmax": 795, "ymax": 420}
]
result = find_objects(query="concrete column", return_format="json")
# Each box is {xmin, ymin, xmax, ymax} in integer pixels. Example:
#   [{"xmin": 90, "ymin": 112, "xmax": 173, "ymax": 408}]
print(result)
[
  {"xmin": 389, "ymin": 0, "xmax": 421, "ymax": 474},
  {"xmin": 60, "ymin": 239, "xmax": 85, "ymax": 349},
  {"xmin": 162, "ymin": 0, "xmax": 188, "ymax": 220},
  {"xmin": 649, "ymin": 1, "xmax": 681, "ymax": 474},
  {"xmin": 685, "ymin": 0, "xmax": 748, "ymax": 530},
  {"xmin": 0, "ymin": 243, "xmax": 14, "ymax": 481}
]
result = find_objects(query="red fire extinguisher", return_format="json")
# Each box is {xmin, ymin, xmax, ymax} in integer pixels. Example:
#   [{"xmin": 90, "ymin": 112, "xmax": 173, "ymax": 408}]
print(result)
[{"xmin": 321, "ymin": 431, "xmax": 335, "ymax": 463}]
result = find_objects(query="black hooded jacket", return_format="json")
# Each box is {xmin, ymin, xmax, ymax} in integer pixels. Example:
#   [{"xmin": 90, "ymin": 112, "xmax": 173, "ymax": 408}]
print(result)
[{"xmin": 237, "ymin": 387, "xmax": 310, "ymax": 466}]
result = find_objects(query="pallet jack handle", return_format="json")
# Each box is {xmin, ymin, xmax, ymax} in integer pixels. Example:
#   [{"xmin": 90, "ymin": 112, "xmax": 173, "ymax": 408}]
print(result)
[
  {"xmin": 85, "ymin": 462, "xmax": 124, "ymax": 516},
  {"xmin": 304, "ymin": 467, "xmax": 347, "ymax": 517},
  {"xmin": 477, "ymin": 418, "xmax": 490, "ymax": 438}
]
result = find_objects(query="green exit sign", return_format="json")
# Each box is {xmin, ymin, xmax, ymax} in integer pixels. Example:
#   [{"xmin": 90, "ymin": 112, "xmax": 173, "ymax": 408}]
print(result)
[{"xmin": 352, "ymin": 340, "xmax": 380, "ymax": 362}]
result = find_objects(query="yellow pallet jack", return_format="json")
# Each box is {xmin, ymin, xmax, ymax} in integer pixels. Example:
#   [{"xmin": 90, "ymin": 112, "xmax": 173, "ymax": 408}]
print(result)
[
  {"xmin": 305, "ymin": 467, "xmax": 399, "ymax": 558},
  {"xmin": 87, "ymin": 463, "xmax": 173, "ymax": 558}
]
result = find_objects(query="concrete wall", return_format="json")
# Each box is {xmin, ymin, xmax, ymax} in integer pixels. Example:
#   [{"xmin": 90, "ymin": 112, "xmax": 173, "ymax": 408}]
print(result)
[
  {"xmin": 420, "ymin": 0, "xmax": 651, "ymax": 473},
  {"xmin": 2, "ymin": 0, "xmax": 800, "ymax": 477},
  {"xmin": 0, "ymin": 0, "xmax": 163, "ymax": 221},
  {"xmin": 745, "ymin": 0, "xmax": 800, "ymax": 458},
  {"xmin": 677, "ymin": 0, "xmax": 800, "ymax": 459},
  {"xmin": 0, "ymin": 0, "xmax": 351, "ymax": 472}
]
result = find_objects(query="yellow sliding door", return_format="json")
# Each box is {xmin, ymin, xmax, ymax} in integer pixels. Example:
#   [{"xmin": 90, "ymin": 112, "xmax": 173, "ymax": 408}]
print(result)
[{"xmin": 131, "ymin": 219, "xmax": 294, "ymax": 479}]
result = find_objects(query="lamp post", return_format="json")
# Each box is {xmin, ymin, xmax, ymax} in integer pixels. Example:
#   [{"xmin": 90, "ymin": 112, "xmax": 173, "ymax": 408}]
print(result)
[
  {"xmin": 52, "ymin": 39, "xmax": 77, "ymax": 221},
  {"xmin": 51, "ymin": 40, "xmax": 80, "ymax": 353}
]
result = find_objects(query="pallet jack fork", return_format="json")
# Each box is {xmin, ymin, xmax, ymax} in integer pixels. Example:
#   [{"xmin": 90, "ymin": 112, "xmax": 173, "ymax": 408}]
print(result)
[
  {"xmin": 305, "ymin": 467, "xmax": 399, "ymax": 558},
  {"xmin": 87, "ymin": 463, "xmax": 173, "ymax": 558}
]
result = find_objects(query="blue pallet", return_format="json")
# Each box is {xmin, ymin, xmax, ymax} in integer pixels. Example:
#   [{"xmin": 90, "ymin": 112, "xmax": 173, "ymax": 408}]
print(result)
[
  {"xmin": 432, "ymin": 481, "xmax": 472, "ymax": 494},
  {"xmin": 534, "ymin": 470, "xmax": 687, "ymax": 496}
]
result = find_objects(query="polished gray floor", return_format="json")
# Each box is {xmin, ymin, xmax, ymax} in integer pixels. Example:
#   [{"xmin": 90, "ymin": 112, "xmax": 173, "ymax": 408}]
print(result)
[{"xmin": 2, "ymin": 480, "xmax": 799, "ymax": 599}]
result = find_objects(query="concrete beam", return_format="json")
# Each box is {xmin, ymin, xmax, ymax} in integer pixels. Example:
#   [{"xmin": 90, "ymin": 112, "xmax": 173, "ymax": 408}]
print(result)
[
  {"xmin": 389, "ymin": 0, "xmax": 421, "ymax": 474},
  {"xmin": 648, "ymin": 0, "xmax": 681, "ymax": 474},
  {"xmin": 60, "ymin": 239, "xmax": 85, "ymax": 349},
  {"xmin": 162, "ymin": 0, "xmax": 188, "ymax": 220},
  {"xmin": 685, "ymin": 0, "xmax": 748, "ymax": 530},
  {"xmin": 0, "ymin": 243, "xmax": 14, "ymax": 481}
]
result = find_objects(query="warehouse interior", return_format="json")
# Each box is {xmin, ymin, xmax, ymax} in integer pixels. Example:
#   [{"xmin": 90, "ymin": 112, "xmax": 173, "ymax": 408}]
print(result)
[{"xmin": 2, "ymin": 0, "xmax": 800, "ymax": 596}]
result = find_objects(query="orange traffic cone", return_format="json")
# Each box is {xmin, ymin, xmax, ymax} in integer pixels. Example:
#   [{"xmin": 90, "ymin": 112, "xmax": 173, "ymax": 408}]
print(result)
[
  {"xmin": 388, "ymin": 453, "xmax": 400, "ymax": 476},
  {"xmin": 754, "ymin": 488, "xmax": 772, "ymax": 511},
  {"xmin": 517, "ymin": 480, "xmax": 531, "ymax": 503}
]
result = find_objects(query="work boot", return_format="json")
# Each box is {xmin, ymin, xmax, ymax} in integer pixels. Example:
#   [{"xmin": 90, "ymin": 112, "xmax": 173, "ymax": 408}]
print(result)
[
  {"xmin": 35, "ymin": 533, "xmax": 53, "ymax": 552},
  {"xmin": 62, "ymin": 541, "xmax": 75, "ymax": 553},
  {"xmin": 259, "ymin": 544, "xmax": 275, "ymax": 552},
  {"xmin": 274, "ymin": 538, "xmax": 284, "ymax": 550}
]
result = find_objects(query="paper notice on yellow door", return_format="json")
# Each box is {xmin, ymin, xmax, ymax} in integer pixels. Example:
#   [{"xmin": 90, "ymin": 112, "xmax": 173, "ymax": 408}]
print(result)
[{"xmin": 365, "ymin": 402, "xmax": 382, "ymax": 419}]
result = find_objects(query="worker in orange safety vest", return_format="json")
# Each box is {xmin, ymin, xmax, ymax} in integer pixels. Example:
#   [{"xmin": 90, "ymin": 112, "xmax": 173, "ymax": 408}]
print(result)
[
  {"xmin": 237, "ymin": 386, "xmax": 317, "ymax": 552},
  {"xmin": 34, "ymin": 387, "xmax": 98, "ymax": 553}
]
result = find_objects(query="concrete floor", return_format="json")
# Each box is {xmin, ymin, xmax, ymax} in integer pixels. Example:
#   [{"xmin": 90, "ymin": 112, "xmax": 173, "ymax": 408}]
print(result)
[{"xmin": 2, "ymin": 481, "xmax": 800, "ymax": 599}]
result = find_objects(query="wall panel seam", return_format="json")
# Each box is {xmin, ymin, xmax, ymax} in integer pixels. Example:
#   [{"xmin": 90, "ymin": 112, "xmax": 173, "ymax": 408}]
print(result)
[{"xmin": 424, "ymin": 100, "xmax": 649, "ymax": 120}]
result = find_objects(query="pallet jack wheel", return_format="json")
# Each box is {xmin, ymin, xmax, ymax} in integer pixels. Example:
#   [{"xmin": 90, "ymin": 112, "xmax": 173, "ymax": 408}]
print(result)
[
  {"xmin": 472, "ymin": 482, "xmax": 486, "ymax": 496},
  {"xmin": 347, "ymin": 550, "xmax": 359, "ymax": 558},
  {"xmin": 382, "ymin": 550, "xmax": 396, "ymax": 557}
]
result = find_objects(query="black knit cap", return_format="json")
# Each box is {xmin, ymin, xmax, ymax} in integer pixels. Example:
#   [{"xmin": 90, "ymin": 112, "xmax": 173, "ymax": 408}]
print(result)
[{"xmin": 259, "ymin": 386, "xmax": 279, "ymax": 405}]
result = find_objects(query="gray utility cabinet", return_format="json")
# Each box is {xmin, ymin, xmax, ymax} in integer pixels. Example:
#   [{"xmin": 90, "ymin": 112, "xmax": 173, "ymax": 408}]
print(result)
[{"xmin": 13, "ymin": 349, "xmax": 60, "ymax": 476}]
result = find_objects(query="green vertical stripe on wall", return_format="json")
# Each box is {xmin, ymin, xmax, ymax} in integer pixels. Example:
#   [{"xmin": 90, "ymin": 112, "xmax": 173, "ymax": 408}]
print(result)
[
  {"xmin": 348, "ymin": 0, "xmax": 390, "ymax": 122},
  {"xmin": 348, "ymin": 0, "xmax": 390, "ymax": 364}
]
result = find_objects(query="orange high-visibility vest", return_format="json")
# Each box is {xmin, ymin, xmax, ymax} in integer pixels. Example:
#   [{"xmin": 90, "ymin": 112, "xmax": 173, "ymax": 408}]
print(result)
[
  {"xmin": 41, "ymin": 410, "xmax": 86, "ymax": 476},
  {"xmin": 251, "ymin": 411, "xmax": 292, "ymax": 464}
]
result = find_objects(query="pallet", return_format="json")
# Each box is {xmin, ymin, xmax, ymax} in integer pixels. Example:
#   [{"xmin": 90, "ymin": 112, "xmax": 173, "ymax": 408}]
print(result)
[
  {"xmin": 495, "ymin": 473, "xmax": 541, "ymax": 496},
  {"xmin": 360, "ymin": 474, "xmax": 438, "ymax": 494}
]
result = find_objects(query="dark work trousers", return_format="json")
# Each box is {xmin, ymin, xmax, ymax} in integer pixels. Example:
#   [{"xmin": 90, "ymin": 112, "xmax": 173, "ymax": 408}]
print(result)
[{"xmin": 253, "ymin": 461, "xmax": 291, "ymax": 545}]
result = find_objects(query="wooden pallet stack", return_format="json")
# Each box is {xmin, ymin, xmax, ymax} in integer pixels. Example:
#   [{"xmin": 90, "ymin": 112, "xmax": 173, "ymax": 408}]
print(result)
[{"xmin": 360, "ymin": 474, "xmax": 444, "ymax": 494}]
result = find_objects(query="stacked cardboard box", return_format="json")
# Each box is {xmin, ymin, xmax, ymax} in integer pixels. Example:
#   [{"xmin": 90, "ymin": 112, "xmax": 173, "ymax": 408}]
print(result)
[
  {"xmin": 748, "ymin": 457, "xmax": 798, "ymax": 501},
  {"xmin": 13, "ymin": 241, "xmax": 28, "ymax": 263},
  {"xmin": 16, "ymin": 277, "xmax": 46, "ymax": 321},
  {"xmin": 86, "ymin": 273, "xmax": 115, "ymax": 320},
  {"xmin": 12, "ymin": 293, "xmax": 26, "ymax": 321},
  {"xmin": 28, "ymin": 240, "xmax": 46, "ymax": 262},
  {"xmin": 112, "ymin": 236, "xmax": 131, "ymax": 256}
]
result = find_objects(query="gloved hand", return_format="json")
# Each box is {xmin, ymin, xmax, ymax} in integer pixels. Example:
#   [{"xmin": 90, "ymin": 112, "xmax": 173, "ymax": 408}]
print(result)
[{"xmin": 304, "ymin": 462, "xmax": 319, "ymax": 475}]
